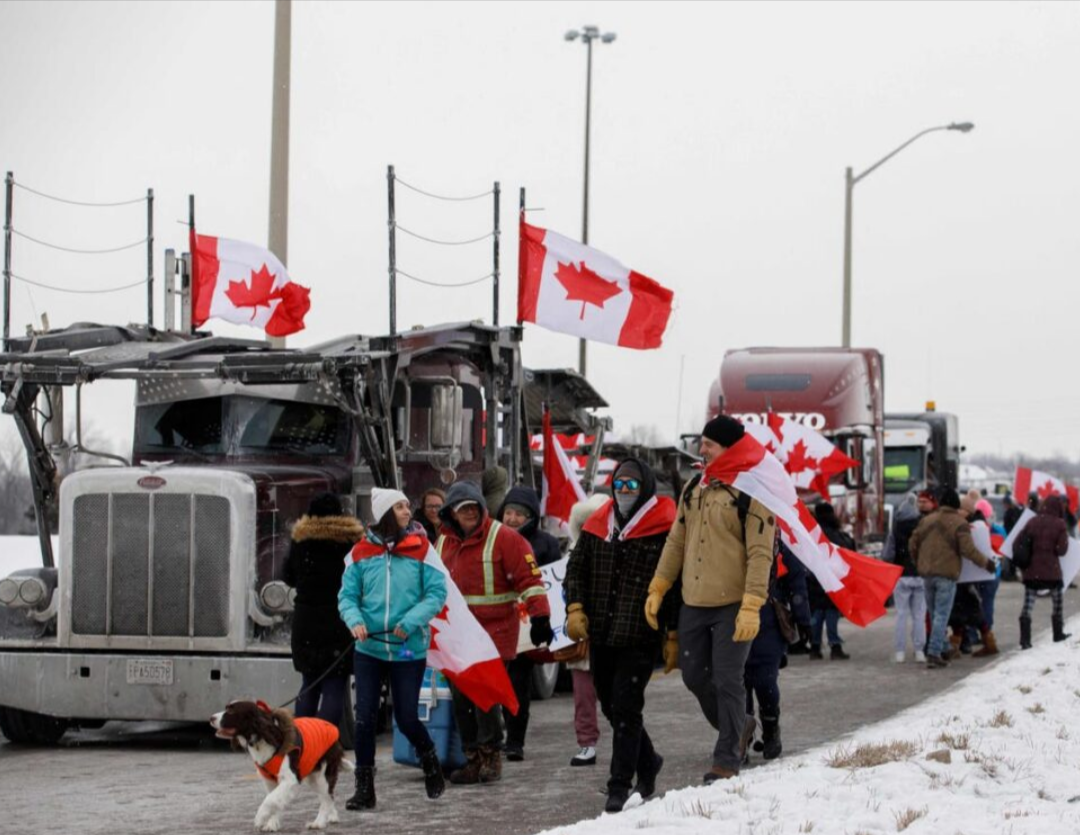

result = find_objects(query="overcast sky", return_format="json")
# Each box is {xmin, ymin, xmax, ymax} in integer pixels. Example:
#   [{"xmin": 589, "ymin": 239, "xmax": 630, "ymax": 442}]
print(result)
[{"xmin": 1, "ymin": 0, "xmax": 1078, "ymax": 461}]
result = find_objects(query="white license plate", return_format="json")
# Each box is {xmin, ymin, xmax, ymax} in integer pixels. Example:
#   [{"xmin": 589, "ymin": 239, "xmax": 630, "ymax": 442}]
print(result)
[{"xmin": 126, "ymin": 658, "xmax": 174, "ymax": 686}]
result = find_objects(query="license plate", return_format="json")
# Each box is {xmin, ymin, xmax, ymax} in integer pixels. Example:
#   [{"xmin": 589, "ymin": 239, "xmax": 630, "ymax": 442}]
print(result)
[{"xmin": 126, "ymin": 658, "xmax": 174, "ymax": 686}]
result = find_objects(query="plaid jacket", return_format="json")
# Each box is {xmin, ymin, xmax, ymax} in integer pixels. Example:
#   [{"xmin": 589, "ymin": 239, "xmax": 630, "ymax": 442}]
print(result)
[{"xmin": 565, "ymin": 529, "xmax": 679, "ymax": 647}]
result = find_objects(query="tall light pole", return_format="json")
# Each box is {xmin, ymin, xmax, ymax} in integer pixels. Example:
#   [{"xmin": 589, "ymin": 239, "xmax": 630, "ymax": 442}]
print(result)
[
  {"xmin": 268, "ymin": 0, "xmax": 291, "ymax": 349},
  {"xmin": 565, "ymin": 25, "xmax": 616, "ymax": 377},
  {"xmin": 841, "ymin": 121, "xmax": 974, "ymax": 348}
]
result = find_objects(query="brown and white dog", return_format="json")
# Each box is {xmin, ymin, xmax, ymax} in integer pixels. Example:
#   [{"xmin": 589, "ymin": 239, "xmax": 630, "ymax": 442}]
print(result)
[{"xmin": 210, "ymin": 700, "xmax": 354, "ymax": 832}]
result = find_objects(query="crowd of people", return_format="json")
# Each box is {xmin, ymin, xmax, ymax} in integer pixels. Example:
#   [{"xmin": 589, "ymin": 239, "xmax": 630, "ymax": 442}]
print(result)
[{"xmin": 281, "ymin": 415, "xmax": 1075, "ymax": 814}]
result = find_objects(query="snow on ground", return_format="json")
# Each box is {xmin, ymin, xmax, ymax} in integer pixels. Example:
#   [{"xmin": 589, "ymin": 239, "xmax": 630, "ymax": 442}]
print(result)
[
  {"xmin": 538, "ymin": 616, "xmax": 1080, "ymax": 835},
  {"xmin": 0, "ymin": 535, "xmax": 58, "ymax": 576}
]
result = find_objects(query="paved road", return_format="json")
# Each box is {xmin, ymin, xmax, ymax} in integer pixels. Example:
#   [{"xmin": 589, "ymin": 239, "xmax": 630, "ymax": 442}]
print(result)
[{"xmin": 1, "ymin": 581, "xmax": 1070, "ymax": 834}]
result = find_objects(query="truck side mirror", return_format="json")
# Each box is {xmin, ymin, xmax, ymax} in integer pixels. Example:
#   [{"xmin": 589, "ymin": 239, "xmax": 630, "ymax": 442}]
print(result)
[{"xmin": 430, "ymin": 383, "xmax": 463, "ymax": 450}]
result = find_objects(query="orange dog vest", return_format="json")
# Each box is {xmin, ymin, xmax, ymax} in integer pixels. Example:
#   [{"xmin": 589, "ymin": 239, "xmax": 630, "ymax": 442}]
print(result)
[{"xmin": 256, "ymin": 717, "xmax": 340, "ymax": 782}]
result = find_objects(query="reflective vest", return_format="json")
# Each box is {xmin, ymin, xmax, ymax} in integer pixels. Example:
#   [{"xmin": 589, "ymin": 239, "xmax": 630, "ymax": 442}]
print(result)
[{"xmin": 436, "ymin": 521, "xmax": 545, "ymax": 607}]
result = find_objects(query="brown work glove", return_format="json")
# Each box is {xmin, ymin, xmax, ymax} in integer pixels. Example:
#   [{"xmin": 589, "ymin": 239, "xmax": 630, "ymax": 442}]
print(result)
[
  {"xmin": 566, "ymin": 603, "xmax": 589, "ymax": 641},
  {"xmin": 644, "ymin": 576, "xmax": 673, "ymax": 631},
  {"xmin": 732, "ymin": 594, "xmax": 767, "ymax": 642},
  {"xmin": 663, "ymin": 632, "xmax": 679, "ymax": 674}
]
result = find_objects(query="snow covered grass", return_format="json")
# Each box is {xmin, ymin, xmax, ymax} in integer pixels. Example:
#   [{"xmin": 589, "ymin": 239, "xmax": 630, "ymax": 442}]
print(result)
[{"xmin": 537, "ymin": 616, "xmax": 1080, "ymax": 835}]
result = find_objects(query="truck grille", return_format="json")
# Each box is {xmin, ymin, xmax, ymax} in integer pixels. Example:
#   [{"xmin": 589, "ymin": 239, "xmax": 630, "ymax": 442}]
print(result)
[{"xmin": 70, "ymin": 493, "xmax": 231, "ymax": 638}]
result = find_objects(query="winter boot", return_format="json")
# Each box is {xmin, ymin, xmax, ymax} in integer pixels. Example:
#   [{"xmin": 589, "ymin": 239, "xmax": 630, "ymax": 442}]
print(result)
[
  {"xmin": 808, "ymin": 644, "xmax": 824, "ymax": 660},
  {"xmin": 759, "ymin": 715, "xmax": 782, "ymax": 760},
  {"xmin": 449, "ymin": 749, "xmax": 483, "ymax": 785},
  {"xmin": 1019, "ymin": 616, "xmax": 1032, "ymax": 650},
  {"xmin": 605, "ymin": 787, "xmax": 630, "ymax": 813},
  {"xmin": 346, "ymin": 766, "xmax": 376, "ymax": 811},
  {"xmin": 632, "ymin": 752, "xmax": 664, "ymax": 799},
  {"xmin": 1052, "ymin": 615, "xmax": 1071, "ymax": 643},
  {"xmin": 972, "ymin": 629, "xmax": 999, "ymax": 657},
  {"xmin": 946, "ymin": 633, "xmax": 963, "ymax": 660},
  {"xmin": 419, "ymin": 746, "xmax": 445, "ymax": 800},
  {"xmin": 830, "ymin": 644, "xmax": 850, "ymax": 660},
  {"xmin": 477, "ymin": 744, "xmax": 502, "ymax": 783}
]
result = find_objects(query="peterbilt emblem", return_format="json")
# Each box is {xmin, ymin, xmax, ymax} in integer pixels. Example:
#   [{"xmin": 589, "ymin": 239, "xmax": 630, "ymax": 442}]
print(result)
[{"xmin": 137, "ymin": 476, "xmax": 167, "ymax": 490}]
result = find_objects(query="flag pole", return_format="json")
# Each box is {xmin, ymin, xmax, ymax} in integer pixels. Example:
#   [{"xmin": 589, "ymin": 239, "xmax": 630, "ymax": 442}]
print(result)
[
  {"xmin": 492, "ymin": 181, "xmax": 500, "ymax": 327},
  {"xmin": 186, "ymin": 194, "xmax": 196, "ymax": 334},
  {"xmin": 516, "ymin": 187, "xmax": 526, "ymax": 326},
  {"xmin": 387, "ymin": 165, "xmax": 397, "ymax": 336},
  {"xmin": 267, "ymin": 0, "xmax": 291, "ymax": 349}
]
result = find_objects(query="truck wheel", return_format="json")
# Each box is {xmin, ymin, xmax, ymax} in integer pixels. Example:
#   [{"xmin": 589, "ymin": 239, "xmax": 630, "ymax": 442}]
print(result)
[
  {"xmin": 530, "ymin": 662, "xmax": 559, "ymax": 701},
  {"xmin": 0, "ymin": 706, "xmax": 70, "ymax": 745}
]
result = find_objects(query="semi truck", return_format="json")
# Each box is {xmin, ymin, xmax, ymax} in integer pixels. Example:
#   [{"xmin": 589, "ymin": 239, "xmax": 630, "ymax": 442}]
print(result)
[
  {"xmin": 706, "ymin": 347, "xmax": 886, "ymax": 548},
  {"xmin": 884, "ymin": 406, "xmax": 962, "ymax": 509}
]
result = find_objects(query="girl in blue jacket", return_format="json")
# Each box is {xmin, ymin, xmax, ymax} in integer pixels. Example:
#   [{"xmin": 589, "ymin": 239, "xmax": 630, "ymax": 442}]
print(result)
[{"xmin": 338, "ymin": 487, "xmax": 448, "ymax": 810}]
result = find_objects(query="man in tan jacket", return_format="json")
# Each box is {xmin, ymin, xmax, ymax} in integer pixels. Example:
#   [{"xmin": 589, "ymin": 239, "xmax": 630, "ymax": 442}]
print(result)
[{"xmin": 644, "ymin": 416, "xmax": 776, "ymax": 783}]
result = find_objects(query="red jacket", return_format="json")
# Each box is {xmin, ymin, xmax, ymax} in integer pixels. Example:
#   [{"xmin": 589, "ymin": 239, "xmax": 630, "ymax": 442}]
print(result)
[{"xmin": 437, "ymin": 514, "xmax": 550, "ymax": 660}]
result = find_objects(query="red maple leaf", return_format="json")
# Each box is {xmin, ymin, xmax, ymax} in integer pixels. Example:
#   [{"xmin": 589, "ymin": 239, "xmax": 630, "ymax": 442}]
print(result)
[
  {"xmin": 554, "ymin": 260, "xmax": 621, "ymax": 320},
  {"xmin": 1036, "ymin": 479, "xmax": 1060, "ymax": 500},
  {"xmin": 785, "ymin": 439, "xmax": 820, "ymax": 475},
  {"xmin": 225, "ymin": 264, "xmax": 282, "ymax": 320},
  {"xmin": 427, "ymin": 604, "xmax": 451, "ymax": 653}
]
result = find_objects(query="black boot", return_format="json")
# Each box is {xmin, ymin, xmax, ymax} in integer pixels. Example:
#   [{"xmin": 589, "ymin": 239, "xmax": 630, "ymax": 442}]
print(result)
[
  {"xmin": 760, "ymin": 715, "xmax": 782, "ymax": 760},
  {"xmin": 346, "ymin": 765, "xmax": 375, "ymax": 811},
  {"xmin": 419, "ymin": 746, "xmax": 445, "ymax": 800},
  {"xmin": 1019, "ymin": 615, "xmax": 1032, "ymax": 650},
  {"xmin": 1052, "ymin": 615, "xmax": 1071, "ymax": 643}
]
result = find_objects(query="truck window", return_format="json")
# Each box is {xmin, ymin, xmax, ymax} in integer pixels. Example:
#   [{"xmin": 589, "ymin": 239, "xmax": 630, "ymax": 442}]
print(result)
[
  {"xmin": 745, "ymin": 373, "xmax": 812, "ymax": 392},
  {"xmin": 137, "ymin": 397, "xmax": 225, "ymax": 453},
  {"xmin": 883, "ymin": 448, "xmax": 925, "ymax": 492},
  {"xmin": 235, "ymin": 398, "xmax": 348, "ymax": 455}
]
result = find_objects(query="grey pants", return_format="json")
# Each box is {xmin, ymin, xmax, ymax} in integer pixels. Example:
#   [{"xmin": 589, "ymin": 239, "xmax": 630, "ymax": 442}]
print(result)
[
  {"xmin": 448, "ymin": 679, "xmax": 504, "ymax": 750},
  {"xmin": 679, "ymin": 603, "xmax": 753, "ymax": 771}
]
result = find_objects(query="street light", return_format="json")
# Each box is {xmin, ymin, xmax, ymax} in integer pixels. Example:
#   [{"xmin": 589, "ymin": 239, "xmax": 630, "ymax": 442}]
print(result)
[
  {"xmin": 566, "ymin": 25, "xmax": 616, "ymax": 377},
  {"xmin": 841, "ymin": 121, "xmax": 974, "ymax": 348}
]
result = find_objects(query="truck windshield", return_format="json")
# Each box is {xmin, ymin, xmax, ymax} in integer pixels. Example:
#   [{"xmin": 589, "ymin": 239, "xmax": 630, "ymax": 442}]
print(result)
[
  {"xmin": 883, "ymin": 448, "xmax": 925, "ymax": 493},
  {"xmin": 134, "ymin": 396, "xmax": 348, "ymax": 457}
]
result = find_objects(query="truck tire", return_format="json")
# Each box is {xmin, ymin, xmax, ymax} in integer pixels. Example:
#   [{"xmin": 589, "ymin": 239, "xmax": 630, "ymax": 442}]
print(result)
[
  {"xmin": 531, "ymin": 662, "xmax": 559, "ymax": 701},
  {"xmin": 0, "ymin": 706, "xmax": 70, "ymax": 745}
]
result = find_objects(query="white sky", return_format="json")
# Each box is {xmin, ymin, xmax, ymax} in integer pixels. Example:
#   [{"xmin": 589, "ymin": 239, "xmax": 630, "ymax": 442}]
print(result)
[{"xmin": 1, "ymin": 0, "xmax": 1078, "ymax": 459}]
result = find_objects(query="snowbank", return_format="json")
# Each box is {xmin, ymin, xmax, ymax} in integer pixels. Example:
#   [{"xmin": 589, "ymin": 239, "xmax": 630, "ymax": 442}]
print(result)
[
  {"xmin": 0, "ymin": 535, "xmax": 58, "ymax": 577},
  {"xmin": 538, "ymin": 618, "xmax": 1080, "ymax": 835}
]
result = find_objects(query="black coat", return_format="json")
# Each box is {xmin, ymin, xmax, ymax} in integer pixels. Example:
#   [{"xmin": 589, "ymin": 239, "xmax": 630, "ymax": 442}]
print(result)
[
  {"xmin": 495, "ymin": 485, "xmax": 563, "ymax": 567},
  {"xmin": 284, "ymin": 514, "xmax": 365, "ymax": 677}
]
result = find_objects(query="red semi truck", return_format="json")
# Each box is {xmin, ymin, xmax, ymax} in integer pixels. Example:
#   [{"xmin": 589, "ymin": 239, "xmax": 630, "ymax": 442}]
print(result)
[{"xmin": 706, "ymin": 347, "xmax": 886, "ymax": 549}]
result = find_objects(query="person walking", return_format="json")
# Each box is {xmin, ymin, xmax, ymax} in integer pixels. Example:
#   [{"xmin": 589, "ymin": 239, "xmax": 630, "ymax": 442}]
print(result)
[
  {"xmin": 807, "ymin": 503, "xmax": 852, "ymax": 660},
  {"xmin": 910, "ymin": 488, "xmax": 995, "ymax": 668},
  {"xmin": 1016, "ymin": 494, "xmax": 1071, "ymax": 649},
  {"xmin": 436, "ymin": 480, "xmax": 552, "ymax": 785},
  {"xmin": 883, "ymin": 491, "xmax": 930, "ymax": 663},
  {"xmin": 645, "ymin": 416, "xmax": 776, "ymax": 784},
  {"xmin": 970, "ymin": 497, "xmax": 1003, "ymax": 656},
  {"xmin": 416, "ymin": 487, "xmax": 445, "ymax": 544},
  {"xmin": 338, "ymin": 487, "xmax": 448, "ymax": 810},
  {"xmin": 565, "ymin": 458, "xmax": 677, "ymax": 812},
  {"xmin": 284, "ymin": 493, "xmax": 365, "ymax": 723},
  {"xmin": 496, "ymin": 485, "xmax": 562, "ymax": 762}
]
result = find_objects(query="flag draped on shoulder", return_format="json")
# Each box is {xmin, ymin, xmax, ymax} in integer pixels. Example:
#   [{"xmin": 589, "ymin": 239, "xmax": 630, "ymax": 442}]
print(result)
[
  {"xmin": 1014, "ymin": 466, "xmax": 1079, "ymax": 515},
  {"xmin": 703, "ymin": 432, "xmax": 901, "ymax": 627},
  {"xmin": 742, "ymin": 414, "xmax": 859, "ymax": 498},
  {"xmin": 541, "ymin": 406, "xmax": 587, "ymax": 531},
  {"xmin": 518, "ymin": 219, "xmax": 673, "ymax": 349},
  {"xmin": 190, "ymin": 229, "xmax": 311, "ymax": 337},
  {"xmin": 421, "ymin": 546, "xmax": 519, "ymax": 715}
]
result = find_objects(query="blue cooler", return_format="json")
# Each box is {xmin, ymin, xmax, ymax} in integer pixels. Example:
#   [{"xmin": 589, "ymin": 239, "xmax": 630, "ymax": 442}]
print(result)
[{"xmin": 392, "ymin": 667, "xmax": 467, "ymax": 770}]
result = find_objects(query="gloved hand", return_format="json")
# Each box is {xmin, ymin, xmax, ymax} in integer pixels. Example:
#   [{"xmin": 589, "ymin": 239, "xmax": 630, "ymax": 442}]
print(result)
[
  {"xmin": 530, "ymin": 615, "xmax": 554, "ymax": 647},
  {"xmin": 733, "ymin": 594, "xmax": 768, "ymax": 642},
  {"xmin": 566, "ymin": 603, "xmax": 589, "ymax": 641},
  {"xmin": 644, "ymin": 576, "xmax": 673, "ymax": 631},
  {"xmin": 663, "ymin": 632, "xmax": 679, "ymax": 674}
]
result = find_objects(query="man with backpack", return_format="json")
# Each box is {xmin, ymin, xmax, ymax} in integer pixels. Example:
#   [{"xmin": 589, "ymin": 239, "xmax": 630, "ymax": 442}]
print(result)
[{"xmin": 644, "ymin": 416, "xmax": 776, "ymax": 783}]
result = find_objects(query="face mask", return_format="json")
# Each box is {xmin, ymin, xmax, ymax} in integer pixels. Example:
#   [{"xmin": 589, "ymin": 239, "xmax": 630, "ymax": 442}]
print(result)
[{"xmin": 615, "ymin": 493, "xmax": 639, "ymax": 516}]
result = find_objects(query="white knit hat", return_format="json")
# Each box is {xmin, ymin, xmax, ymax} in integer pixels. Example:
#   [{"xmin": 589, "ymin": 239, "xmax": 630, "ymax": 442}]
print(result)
[{"xmin": 371, "ymin": 487, "xmax": 409, "ymax": 524}]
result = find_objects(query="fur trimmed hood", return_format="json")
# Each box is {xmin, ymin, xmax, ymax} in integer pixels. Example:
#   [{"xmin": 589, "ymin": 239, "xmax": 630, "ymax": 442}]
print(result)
[{"xmin": 291, "ymin": 514, "xmax": 365, "ymax": 544}]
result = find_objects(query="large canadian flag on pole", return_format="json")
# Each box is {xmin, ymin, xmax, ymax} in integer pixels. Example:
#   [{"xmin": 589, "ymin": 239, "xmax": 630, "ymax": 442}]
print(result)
[
  {"xmin": 1014, "ymin": 466, "xmax": 1079, "ymax": 515},
  {"xmin": 190, "ymin": 230, "xmax": 311, "ymax": 337},
  {"xmin": 518, "ymin": 220, "xmax": 673, "ymax": 349},
  {"xmin": 703, "ymin": 432, "xmax": 901, "ymax": 627},
  {"xmin": 541, "ymin": 405, "xmax": 587, "ymax": 530},
  {"xmin": 742, "ymin": 414, "xmax": 859, "ymax": 498}
]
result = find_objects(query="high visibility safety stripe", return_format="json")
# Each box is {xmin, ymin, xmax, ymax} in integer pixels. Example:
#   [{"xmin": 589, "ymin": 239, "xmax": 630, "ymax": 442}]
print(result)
[
  {"xmin": 519, "ymin": 586, "xmax": 546, "ymax": 600},
  {"xmin": 482, "ymin": 521, "xmax": 502, "ymax": 597},
  {"xmin": 435, "ymin": 535, "xmax": 446, "ymax": 555},
  {"xmin": 463, "ymin": 592, "xmax": 519, "ymax": 606}
]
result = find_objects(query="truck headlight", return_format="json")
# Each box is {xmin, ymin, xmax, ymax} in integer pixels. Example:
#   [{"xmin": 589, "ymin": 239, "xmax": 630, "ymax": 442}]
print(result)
[
  {"xmin": 0, "ymin": 576, "xmax": 50, "ymax": 610},
  {"xmin": 259, "ymin": 581, "xmax": 294, "ymax": 613},
  {"xmin": 18, "ymin": 577, "xmax": 47, "ymax": 606},
  {"xmin": 0, "ymin": 577, "xmax": 19, "ymax": 606}
]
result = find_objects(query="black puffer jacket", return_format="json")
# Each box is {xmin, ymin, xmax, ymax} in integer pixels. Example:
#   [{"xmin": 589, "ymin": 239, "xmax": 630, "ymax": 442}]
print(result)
[
  {"xmin": 495, "ymin": 485, "xmax": 562, "ymax": 567},
  {"xmin": 284, "ymin": 514, "xmax": 365, "ymax": 677}
]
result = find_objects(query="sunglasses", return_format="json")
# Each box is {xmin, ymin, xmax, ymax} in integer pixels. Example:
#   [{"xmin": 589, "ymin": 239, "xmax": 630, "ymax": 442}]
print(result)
[{"xmin": 612, "ymin": 478, "xmax": 641, "ymax": 491}]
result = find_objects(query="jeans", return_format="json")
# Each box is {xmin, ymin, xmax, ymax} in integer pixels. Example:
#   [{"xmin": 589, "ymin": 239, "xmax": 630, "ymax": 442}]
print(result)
[
  {"xmin": 892, "ymin": 576, "xmax": 927, "ymax": 653},
  {"xmin": 294, "ymin": 671, "xmax": 348, "ymax": 724},
  {"xmin": 505, "ymin": 655, "xmax": 535, "ymax": 748},
  {"xmin": 923, "ymin": 576, "xmax": 958, "ymax": 658},
  {"xmin": 973, "ymin": 577, "xmax": 1000, "ymax": 631},
  {"xmin": 571, "ymin": 669, "xmax": 600, "ymax": 747},
  {"xmin": 678, "ymin": 603, "xmax": 752, "ymax": 771},
  {"xmin": 591, "ymin": 643, "xmax": 659, "ymax": 794},
  {"xmin": 810, "ymin": 609, "xmax": 842, "ymax": 647},
  {"xmin": 353, "ymin": 652, "xmax": 431, "ymax": 768},
  {"xmin": 449, "ymin": 669, "xmax": 505, "ymax": 750}
]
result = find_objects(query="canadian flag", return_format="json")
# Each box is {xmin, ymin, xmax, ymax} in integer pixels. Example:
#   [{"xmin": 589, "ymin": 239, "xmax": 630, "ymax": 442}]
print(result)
[
  {"xmin": 518, "ymin": 220, "xmax": 673, "ymax": 349},
  {"xmin": 190, "ymin": 230, "xmax": 311, "ymax": 337},
  {"xmin": 423, "ymin": 547, "xmax": 519, "ymax": 714},
  {"xmin": 703, "ymin": 432, "xmax": 901, "ymax": 627},
  {"xmin": 1014, "ymin": 466, "xmax": 1079, "ymax": 515},
  {"xmin": 541, "ymin": 407, "xmax": 587, "ymax": 530},
  {"xmin": 742, "ymin": 414, "xmax": 859, "ymax": 498}
]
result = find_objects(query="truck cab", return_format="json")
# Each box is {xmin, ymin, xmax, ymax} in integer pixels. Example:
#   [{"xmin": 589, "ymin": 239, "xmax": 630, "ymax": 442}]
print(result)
[{"xmin": 884, "ymin": 409, "xmax": 961, "ymax": 512}]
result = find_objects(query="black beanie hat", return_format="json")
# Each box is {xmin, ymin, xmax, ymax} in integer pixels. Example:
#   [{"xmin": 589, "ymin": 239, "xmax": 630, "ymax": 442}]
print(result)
[
  {"xmin": 938, "ymin": 488, "xmax": 961, "ymax": 510},
  {"xmin": 308, "ymin": 492, "xmax": 343, "ymax": 518},
  {"xmin": 702, "ymin": 415, "xmax": 745, "ymax": 448}
]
